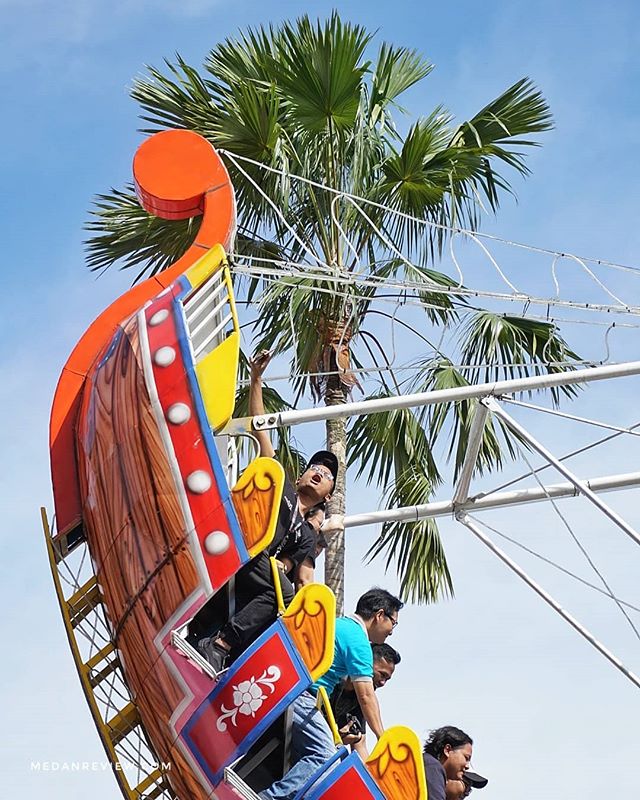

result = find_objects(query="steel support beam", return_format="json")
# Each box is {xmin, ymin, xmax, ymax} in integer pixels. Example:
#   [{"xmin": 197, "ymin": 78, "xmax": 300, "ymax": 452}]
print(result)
[
  {"xmin": 342, "ymin": 471, "xmax": 640, "ymax": 529},
  {"xmin": 222, "ymin": 360, "xmax": 640, "ymax": 434}
]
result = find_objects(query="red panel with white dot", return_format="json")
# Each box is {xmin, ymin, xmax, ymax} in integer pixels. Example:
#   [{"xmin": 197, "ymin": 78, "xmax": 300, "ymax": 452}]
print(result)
[{"xmin": 144, "ymin": 288, "xmax": 242, "ymax": 591}]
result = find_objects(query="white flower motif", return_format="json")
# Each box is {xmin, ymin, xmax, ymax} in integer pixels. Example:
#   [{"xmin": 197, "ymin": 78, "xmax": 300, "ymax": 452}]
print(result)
[
  {"xmin": 233, "ymin": 678, "xmax": 266, "ymax": 716},
  {"xmin": 216, "ymin": 665, "xmax": 282, "ymax": 732}
]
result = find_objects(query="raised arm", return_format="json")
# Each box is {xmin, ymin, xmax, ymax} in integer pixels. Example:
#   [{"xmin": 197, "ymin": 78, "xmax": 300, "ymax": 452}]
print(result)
[
  {"xmin": 351, "ymin": 679, "xmax": 384, "ymax": 740},
  {"xmin": 248, "ymin": 350, "xmax": 275, "ymax": 459}
]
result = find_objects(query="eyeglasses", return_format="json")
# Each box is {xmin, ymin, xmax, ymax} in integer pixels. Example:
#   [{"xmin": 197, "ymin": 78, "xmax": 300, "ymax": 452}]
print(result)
[
  {"xmin": 309, "ymin": 464, "xmax": 334, "ymax": 482},
  {"xmin": 384, "ymin": 611, "xmax": 398, "ymax": 629}
]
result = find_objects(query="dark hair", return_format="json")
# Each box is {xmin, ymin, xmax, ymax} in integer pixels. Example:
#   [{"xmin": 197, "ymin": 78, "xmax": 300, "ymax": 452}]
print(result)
[
  {"xmin": 423, "ymin": 726, "xmax": 473, "ymax": 760},
  {"xmin": 305, "ymin": 501, "xmax": 326, "ymax": 519},
  {"xmin": 355, "ymin": 588, "xmax": 404, "ymax": 620},
  {"xmin": 372, "ymin": 643, "xmax": 401, "ymax": 665}
]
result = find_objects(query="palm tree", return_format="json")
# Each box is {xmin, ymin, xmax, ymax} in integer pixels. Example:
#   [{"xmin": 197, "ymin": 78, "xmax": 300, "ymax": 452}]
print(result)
[{"xmin": 85, "ymin": 13, "xmax": 579, "ymax": 613}]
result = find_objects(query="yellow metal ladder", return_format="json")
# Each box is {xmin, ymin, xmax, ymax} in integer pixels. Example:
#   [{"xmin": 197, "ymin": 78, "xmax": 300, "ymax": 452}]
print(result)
[{"xmin": 42, "ymin": 508, "xmax": 174, "ymax": 800}]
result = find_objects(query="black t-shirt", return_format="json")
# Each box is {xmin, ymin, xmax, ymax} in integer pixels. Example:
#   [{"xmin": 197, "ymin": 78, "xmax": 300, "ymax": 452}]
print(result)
[
  {"xmin": 329, "ymin": 682, "xmax": 364, "ymax": 731},
  {"xmin": 267, "ymin": 479, "xmax": 317, "ymax": 571}
]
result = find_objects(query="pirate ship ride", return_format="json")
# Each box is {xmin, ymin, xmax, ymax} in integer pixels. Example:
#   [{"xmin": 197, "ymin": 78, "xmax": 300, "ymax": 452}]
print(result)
[{"xmin": 44, "ymin": 129, "xmax": 427, "ymax": 800}]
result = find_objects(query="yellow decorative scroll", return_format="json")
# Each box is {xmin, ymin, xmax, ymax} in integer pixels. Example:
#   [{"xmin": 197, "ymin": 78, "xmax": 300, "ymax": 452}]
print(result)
[
  {"xmin": 366, "ymin": 726, "xmax": 427, "ymax": 800},
  {"xmin": 231, "ymin": 457, "xmax": 285, "ymax": 557},
  {"xmin": 282, "ymin": 584, "xmax": 336, "ymax": 682}
]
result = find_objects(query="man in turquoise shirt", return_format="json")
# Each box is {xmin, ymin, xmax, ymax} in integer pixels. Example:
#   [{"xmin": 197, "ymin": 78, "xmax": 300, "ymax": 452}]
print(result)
[{"xmin": 261, "ymin": 588, "xmax": 403, "ymax": 800}]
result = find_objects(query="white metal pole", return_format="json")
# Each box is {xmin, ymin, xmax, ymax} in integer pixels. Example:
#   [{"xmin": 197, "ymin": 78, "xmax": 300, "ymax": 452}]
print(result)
[
  {"xmin": 342, "ymin": 471, "xmax": 640, "ymax": 528},
  {"xmin": 457, "ymin": 512, "xmax": 640, "ymax": 690},
  {"xmin": 452, "ymin": 404, "xmax": 489, "ymax": 505},
  {"xmin": 484, "ymin": 397, "xmax": 640, "ymax": 549},
  {"xmin": 221, "ymin": 360, "xmax": 640, "ymax": 434}
]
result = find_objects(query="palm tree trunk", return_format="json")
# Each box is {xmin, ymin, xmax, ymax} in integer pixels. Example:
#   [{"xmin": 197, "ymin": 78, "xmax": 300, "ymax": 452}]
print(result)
[{"xmin": 324, "ymin": 380, "xmax": 348, "ymax": 615}]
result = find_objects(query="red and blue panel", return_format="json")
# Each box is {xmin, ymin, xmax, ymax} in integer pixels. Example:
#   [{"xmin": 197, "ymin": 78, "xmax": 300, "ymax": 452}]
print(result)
[
  {"xmin": 180, "ymin": 619, "xmax": 311, "ymax": 786},
  {"xmin": 300, "ymin": 751, "xmax": 386, "ymax": 800}
]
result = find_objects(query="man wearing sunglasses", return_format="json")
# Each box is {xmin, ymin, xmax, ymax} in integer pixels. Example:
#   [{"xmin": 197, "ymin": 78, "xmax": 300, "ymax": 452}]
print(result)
[{"xmin": 196, "ymin": 351, "xmax": 339, "ymax": 674}]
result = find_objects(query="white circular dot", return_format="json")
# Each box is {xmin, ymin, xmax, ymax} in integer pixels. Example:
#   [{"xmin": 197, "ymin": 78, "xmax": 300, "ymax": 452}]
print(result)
[
  {"xmin": 154, "ymin": 346, "xmax": 176, "ymax": 367},
  {"xmin": 186, "ymin": 470, "xmax": 212, "ymax": 494},
  {"xmin": 149, "ymin": 309, "xmax": 169, "ymax": 326},
  {"xmin": 166, "ymin": 403, "xmax": 191, "ymax": 425},
  {"xmin": 204, "ymin": 531, "xmax": 230, "ymax": 555}
]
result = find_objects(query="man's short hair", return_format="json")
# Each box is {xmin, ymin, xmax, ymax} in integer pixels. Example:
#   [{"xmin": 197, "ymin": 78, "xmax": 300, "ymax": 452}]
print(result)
[
  {"xmin": 372, "ymin": 643, "xmax": 401, "ymax": 665},
  {"xmin": 423, "ymin": 726, "xmax": 473, "ymax": 760},
  {"xmin": 355, "ymin": 588, "xmax": 404, "ymax": 620},
  {"xmin": 305, "ymin": 501, "xmax": 326, "ymax": 519}
]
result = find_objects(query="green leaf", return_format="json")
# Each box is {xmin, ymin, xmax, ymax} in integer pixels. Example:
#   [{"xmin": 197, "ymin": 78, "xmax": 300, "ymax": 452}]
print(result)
[{"xmin": 414, "ymin": 359, "xmax": 519, "ymax": 481}]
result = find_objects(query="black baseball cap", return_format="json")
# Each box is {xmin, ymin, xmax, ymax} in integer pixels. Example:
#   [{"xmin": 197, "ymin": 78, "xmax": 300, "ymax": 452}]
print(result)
[
  {"xmin": 463, "ymin": 772, "xmax": 488, "ymax": 789},
  {"xmin": 305, "ymin": 450, "xmax": 339, "ymax": 483}
]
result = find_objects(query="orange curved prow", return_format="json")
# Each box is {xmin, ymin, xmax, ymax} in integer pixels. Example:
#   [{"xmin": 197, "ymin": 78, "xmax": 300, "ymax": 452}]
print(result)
[{"xmin": 50, "ymin": 130, "xmax": 236, "ymax": 537}]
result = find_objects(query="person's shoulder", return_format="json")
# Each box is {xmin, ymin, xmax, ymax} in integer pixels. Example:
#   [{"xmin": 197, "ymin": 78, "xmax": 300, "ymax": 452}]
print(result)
[
  {"xmin": 423, "ymin": 753, "xmax": 446, "ymax": 800},
  {"xmin": 335, "ymin": 618, "xmax": 371, "ymax": 661},
  {"xmin": 423, "ymin": 753, "xmax": 446, "ymax": 779},
  {"xmin": 335, "ymin": 616, "xmax": 366, "ymax": 638}
]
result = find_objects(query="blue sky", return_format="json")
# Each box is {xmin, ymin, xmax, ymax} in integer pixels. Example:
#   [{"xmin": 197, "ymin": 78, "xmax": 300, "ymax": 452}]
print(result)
[{"xmin": 3, "ymin": 1, "xmax": 640, "ymax": 798}]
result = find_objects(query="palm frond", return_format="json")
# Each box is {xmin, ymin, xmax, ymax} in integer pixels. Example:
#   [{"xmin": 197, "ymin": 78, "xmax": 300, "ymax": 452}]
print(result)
[
  {"xmin": 414, "ymin": 359, "xmax": 519, "ymax": 480},
  {"xmin": 371, "ymin": 256, "xmax": 462, "ymax": 326},
  {"xmin": 366, "ymin": 467, "xmax": 453, "ymax": 604},
  {"xmin": 368, "ymin": 42, "xmax": 433, "ymax": 121},
  {"xmin": 347, "ymin": 391, "xmax": 441, "ymax": 488},
  {"xmin": 132, "ymin": 54, "xmax": 218, "ymax": 135},
  {"xmin": 274, "ymin": 13, "xmax": 372, "ymax": 135},
  {"xmin": 450, "ymin": 77, "xmax": 553, "ymax": 155},
  {"xmin": 459, "ymin": 312, "xmax": 581, "ymax": 404},
  {"xmin": 85, "ymin": 185, "xmax": 197, "ymax": 280},
  {"xmin": 214, "ymin": 82, "xmax": 282, "ymax": 160},
  {"xmin": 204, "ymin": 24, "xmax": 280, "ymax": 90}
]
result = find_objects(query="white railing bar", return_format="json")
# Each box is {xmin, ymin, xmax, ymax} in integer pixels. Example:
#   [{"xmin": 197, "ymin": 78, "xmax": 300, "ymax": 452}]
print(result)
[
  {"xmin": 184, "ymin": 285, "xmax": 220, "ymax": 325},
  {"xmin": 188, "ymin": 294, "xmax": 229, "ymax": 340},
  {"xmin": 194, "ymin": 312, "xmax": 234, "ymax": 359},
  {"xmin": 484, "ymin": 397, "xmax": 640, "ymax": 549},
  {"xmin": 182, "ymin": 283, "xmax": 224, "ymax": 324},
  {"xmin": 221, "ymin": 360, "xmax": 640, "ymax": 434},
  {"xmin": 184, "ymin": 279, "xmax": 226, "ymax": 326},
  {"xmin": 342, "ymin": 471, "xmax": 640, "ymax": 528},
  {"xmin": 183, "ymin": 270, "xmax": 224, "ymax": 314},
  {"xmin": 457, "ymin": 512, "xmax": 640, "ymax": 690}
]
